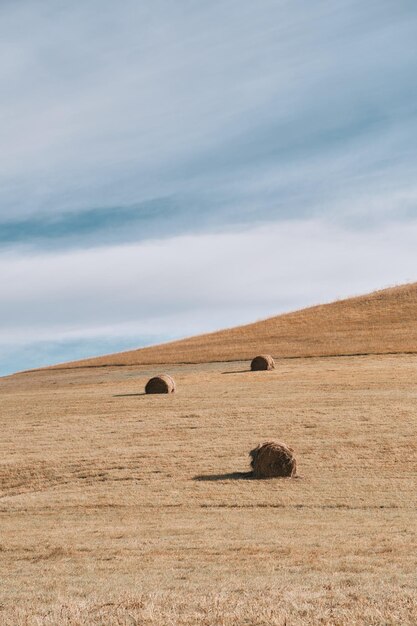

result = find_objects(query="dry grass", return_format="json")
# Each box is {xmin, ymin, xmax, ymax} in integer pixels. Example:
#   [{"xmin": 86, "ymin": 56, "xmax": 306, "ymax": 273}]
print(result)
[
  {"xmin": 51, "ymin": 282, "xmax": 417, "ymax": 368},
  {"xmin": 2, "ymin": 587, "xmax": 416, "ymax": 625},
  {"xmin": 1, "ymin": 351, "xmax": 416, "ymax": 624}
]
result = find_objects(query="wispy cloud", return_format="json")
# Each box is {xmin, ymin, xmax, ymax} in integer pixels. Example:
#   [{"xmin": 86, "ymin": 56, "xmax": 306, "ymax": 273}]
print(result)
[
  {"xmin": 1, "ymin": 217, "xmax": 416, "ymax": 374},
  {"xmin": 1, "ymin": 1, "xmax": 417, "ymax": 223}
]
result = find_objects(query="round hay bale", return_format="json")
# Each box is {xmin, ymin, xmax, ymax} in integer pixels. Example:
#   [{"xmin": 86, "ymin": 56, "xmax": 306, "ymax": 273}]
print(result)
[
  {"xmin": 145, "ymin": 374, "xmax": 176, "ymax": 394},
  {"xmin": 249, "ymin": 440, "xmax": 296, "ymax": 478},
  {"xmin": 250, "ymin": 354, "xmax": 275, "ymax": 371}
]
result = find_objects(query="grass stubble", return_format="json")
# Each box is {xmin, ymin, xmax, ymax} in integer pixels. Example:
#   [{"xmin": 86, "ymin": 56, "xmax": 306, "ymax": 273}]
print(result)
[{"xmin": 1, "ymin": 351, "xmax": 416, "ymax": 624}]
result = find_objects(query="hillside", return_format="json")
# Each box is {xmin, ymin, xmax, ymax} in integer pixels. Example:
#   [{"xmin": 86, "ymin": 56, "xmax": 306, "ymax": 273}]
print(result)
[
  {"xmin": 57, "ymin": 282, "xmax": 417, "ymax": 368},
  {"xmin": 1, "ymin": 283, "xmax": 416, "ymax": 623}
]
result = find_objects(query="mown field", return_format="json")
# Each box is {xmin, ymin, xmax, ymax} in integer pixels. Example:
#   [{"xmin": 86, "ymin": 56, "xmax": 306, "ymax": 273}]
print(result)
[
  {"xmin": 1, "ymin": 352, "xmax": 416, "ymax": 624},
  {"xmin": 55, "ymin": 283, "xmax": 417, "ymax": 368}
]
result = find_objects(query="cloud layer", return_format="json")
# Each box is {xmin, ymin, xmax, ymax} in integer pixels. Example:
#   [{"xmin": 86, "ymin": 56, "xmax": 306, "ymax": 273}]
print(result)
[
  {"xmin": 1, "ymin": 1, "xmax": 417, "ymax": 374},
  {"xmin": 2, "ymin": 218, "xmax": 416, "ymax": 374}
]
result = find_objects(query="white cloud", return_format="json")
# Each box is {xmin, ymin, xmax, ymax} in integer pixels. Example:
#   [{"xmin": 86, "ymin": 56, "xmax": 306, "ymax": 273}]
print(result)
[
  {"xmin": 1, "ymin": 218, "xmax": 416, "ymax": 351},
  {"xmin": 1, "ymin": 1, "xmax": 417, "ymax": 218}
]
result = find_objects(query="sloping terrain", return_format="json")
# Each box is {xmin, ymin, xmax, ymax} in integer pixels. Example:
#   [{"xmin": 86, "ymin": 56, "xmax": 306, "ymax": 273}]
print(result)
[
  {"xmin": 1, "ymin": 354, "xmax": 416, "ymax": 624},
  {"xmin": 56, "ymin": 282, "xmax": 417, "ymax": 369},
  {"xmin": 1, "ymin": 283, "xmax": 416, "ymax": 624}
]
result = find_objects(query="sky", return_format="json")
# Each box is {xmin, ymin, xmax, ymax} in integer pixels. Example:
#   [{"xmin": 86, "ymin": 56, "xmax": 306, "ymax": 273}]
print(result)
[{"xmin": 1, "ymin": 0, "xmax": 417, "ymax": 376}]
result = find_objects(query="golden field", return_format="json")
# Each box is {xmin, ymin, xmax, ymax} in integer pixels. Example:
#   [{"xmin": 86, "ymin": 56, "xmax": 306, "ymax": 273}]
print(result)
[
  {"xmin": 1, "ymin": 285, "xmax": 417, "ymax": 624},
  {"xmin": 56, "ymin": 283, "xmax": 417, "ymax": 368}
]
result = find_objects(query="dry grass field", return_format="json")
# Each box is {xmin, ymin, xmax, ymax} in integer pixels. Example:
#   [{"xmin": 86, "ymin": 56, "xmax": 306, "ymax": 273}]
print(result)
[
  {"xmin": 1, "ymin": 285, "xmax": 417, "ymax": 624},
  {"xmin": 55, "ymin": 283, "xmax": 417, "ymax": 368}
]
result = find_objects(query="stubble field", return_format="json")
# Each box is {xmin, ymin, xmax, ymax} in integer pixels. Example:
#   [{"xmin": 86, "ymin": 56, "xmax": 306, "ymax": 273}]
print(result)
[{"xmin": 1, "ymin": 353, "xmax": 416, "ymax": 624}]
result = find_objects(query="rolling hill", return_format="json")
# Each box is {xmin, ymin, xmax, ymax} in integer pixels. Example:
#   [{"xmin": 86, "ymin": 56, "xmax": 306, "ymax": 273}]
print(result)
[
  {"xmin": 56, "ymin": 282, "xmax": 417, "ymax": 369},
  {"xmin": 1, "ymin": 281, "xmax": 416, "ymax": 624}
]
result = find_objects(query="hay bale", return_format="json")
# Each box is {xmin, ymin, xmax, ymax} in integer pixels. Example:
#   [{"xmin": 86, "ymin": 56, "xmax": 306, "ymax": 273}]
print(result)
[
  {"xmin": 249, "ymin": 440, "xmax": 296, "ymax": 478},
  {"xmin": 145, "ymin": 374, "xmax": 176, "ymax": 394},
  {"xmin": 250, "ymin": 354, "xmax": 275, "ymax": 371}
]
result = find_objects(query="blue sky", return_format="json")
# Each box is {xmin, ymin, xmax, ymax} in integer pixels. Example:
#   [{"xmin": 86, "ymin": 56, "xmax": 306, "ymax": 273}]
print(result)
[{"xmin": 1, "ymin": 1, "xmax": 417, "ymax": 375}]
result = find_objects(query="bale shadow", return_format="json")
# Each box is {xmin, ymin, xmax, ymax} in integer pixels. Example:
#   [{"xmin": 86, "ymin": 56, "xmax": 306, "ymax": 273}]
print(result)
[
  {"xmin": 193, "ymin": 471, "xmax": 254, "ymax": 481},
  {"xmin": 221, "ymin": 370, "xmax": 249, "ymax": 375},
  {"xmin": 194, "ymin": 472, "xmax": 302, "ymax": 481},
  {"xmin": 112, "ymin": 392, "xmax": 147, "ymax": 397}
]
